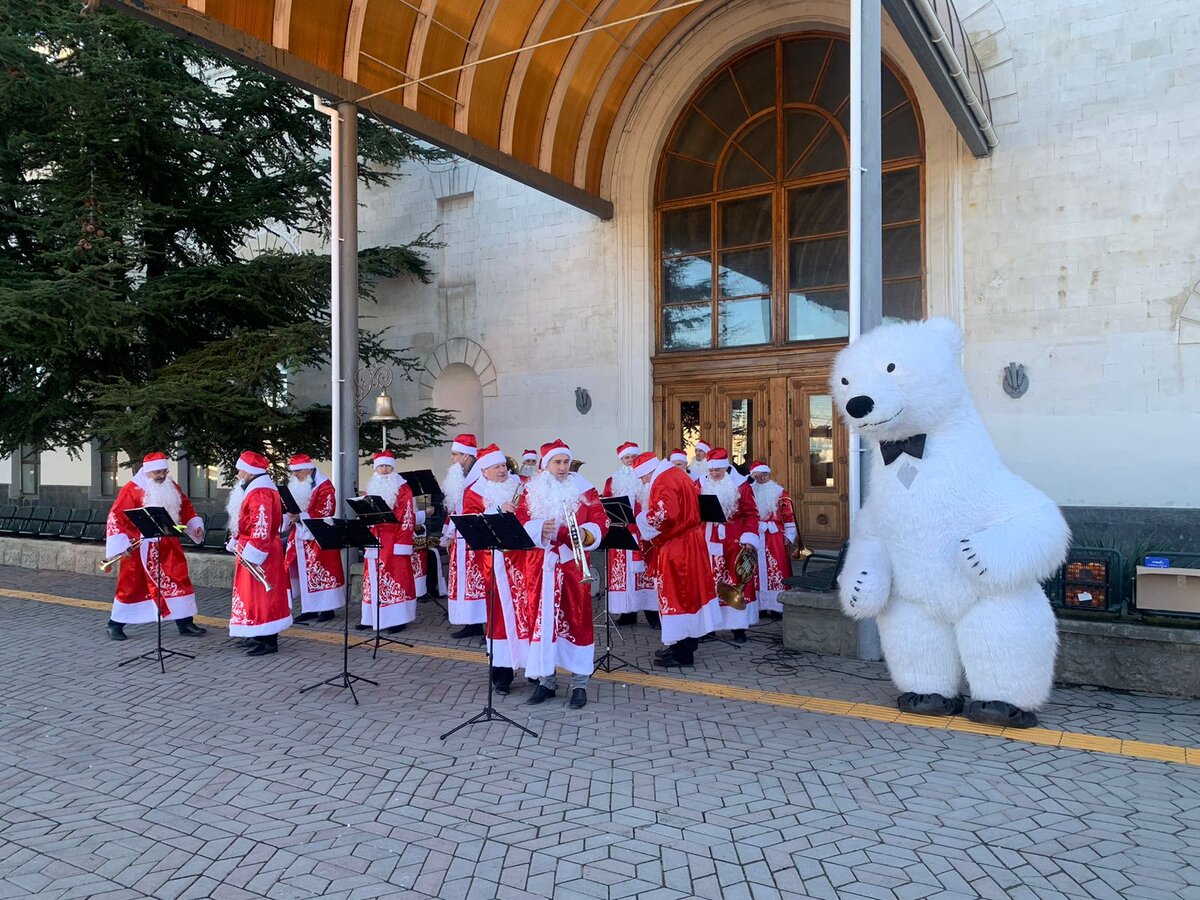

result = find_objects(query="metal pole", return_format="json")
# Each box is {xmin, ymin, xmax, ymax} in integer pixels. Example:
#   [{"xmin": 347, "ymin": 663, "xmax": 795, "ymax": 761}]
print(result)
[
  {"xmin": 850, "ymin": 0, "xmax": 884, "ymax": 661},
  {"xmin": 316, "ymin": 98, "xmax": 361, "ymax": 516}
]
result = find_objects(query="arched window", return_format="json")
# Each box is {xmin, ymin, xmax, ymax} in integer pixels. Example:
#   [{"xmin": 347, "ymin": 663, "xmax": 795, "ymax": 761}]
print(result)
[{"xmin": 656, "ymin": 34, "xmax": 923, "ymax": 352}]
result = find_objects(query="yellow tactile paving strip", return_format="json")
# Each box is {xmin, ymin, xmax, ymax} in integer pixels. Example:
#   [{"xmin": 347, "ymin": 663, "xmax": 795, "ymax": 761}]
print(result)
[{"xmin": 4, "ymin": 586, "xmax": 1198, "ymax": 767}]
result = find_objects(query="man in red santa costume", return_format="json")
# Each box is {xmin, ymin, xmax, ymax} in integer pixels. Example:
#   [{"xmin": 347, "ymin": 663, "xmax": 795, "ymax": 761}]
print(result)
[
  {"xmin": 601, "ymin": 441, "xmax": 658, "ymax": 628},
  {"xmin": 104, "ymin": 451, "xmax": 207, "ymax": 641},
  {"xmin": 359, "ymin": 451, "xmax": 419, "ymax": 634},
  {"xmin": 283, "ymin": 454, "xmax": 345, "ymax": 625},
  {"xmin": 442, "ymin": 433, "xmax": 487, "ymax": 638},
  {"xmin": 461, "ymin": 443, "xmax": 530, "ymax": 694},
  {"xmin": 688, "ymin": 441, "xmax": 711, "ymax": 481},
  {"xmin": 225, "ymin": 450, "xmax": 291, "ymax": 656},
  {"xmin": 518, "ymin": 449, "xmax": 539, "ymax": 481},
  {"xmin": 633, "ymin": 451, "xmax": 722, "ymax": 668},
  {"xmin": 748, "ymin": 460, "xmax": 799, "ymax": 620},
  {"xmin": 516, "ymin": 439, "xmax": 607, "ymax": 709},
  {"xmin": 669, "ymin": 448, "xmax": 690, "ymax": 471},
  {"xmin": 698, "ymin": 448, "xmax": 761, "ymax": 642}
]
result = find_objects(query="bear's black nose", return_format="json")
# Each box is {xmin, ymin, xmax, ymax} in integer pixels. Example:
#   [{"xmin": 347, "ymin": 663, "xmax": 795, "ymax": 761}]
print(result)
[{"xmin": 845, "ymin": 395, "xmax": 875, "ymax": 419}]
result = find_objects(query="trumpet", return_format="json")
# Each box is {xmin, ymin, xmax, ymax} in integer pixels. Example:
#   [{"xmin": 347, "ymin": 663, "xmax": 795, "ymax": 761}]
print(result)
[
  {"xmin": 716, "ymin": 544, "xmax": 758, "ymax": 610},
  {"xmin": 790, "ymin": 541, "xmax": 814, "ymax": 561},
  {"xmin": 562, "ymin": 500, "xmax": 596, "ymax": 584},
  {"xmin": 237, "ymin": 553, "xmax": 272, "ymax": 592},
  {"xmin": 99, "ymin": 539, "xmax": 142, "ymax": 573},
  {"xmin": 511, "ymin": 479, "xmax": 526, "ymax": 507}
]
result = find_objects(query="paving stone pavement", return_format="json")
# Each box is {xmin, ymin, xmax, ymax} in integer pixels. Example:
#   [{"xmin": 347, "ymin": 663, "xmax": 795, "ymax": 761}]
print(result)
[{"xmin": 1, "ymin": 563, "xmax": 1199, "ymax": 899}]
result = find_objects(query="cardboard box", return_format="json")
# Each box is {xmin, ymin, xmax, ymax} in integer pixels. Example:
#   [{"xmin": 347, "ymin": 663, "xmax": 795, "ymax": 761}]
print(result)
[{"xmin": 1135, "ymin": 566, "xmax": 1200, "ymax": 615}]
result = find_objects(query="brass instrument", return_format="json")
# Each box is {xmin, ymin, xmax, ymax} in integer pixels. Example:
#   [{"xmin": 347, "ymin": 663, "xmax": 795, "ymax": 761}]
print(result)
[
  {"xmin": 716, "ymin": 544, "xmax": 758, "ymax": 610},
  {"xmin": 569, "ymin": 459, "xmax": 585, "ymax": 473},
  {"xmin": 99, "ymin": 539, "xmax": 142, "ymax": 573},
  {"xmin": 562, "ymin": 500, "xmax": 596, "ymax": 584},
  {"xmin": 790, "ymin": 542, "xmax": 814, "ymax": 561},
  {"xmin": 511, "ymin": 479, "xmax": 526, "ymax": 507},
  {"xmin": 237, "ymin": 552, "xmax": 272, "ymax": 592}
]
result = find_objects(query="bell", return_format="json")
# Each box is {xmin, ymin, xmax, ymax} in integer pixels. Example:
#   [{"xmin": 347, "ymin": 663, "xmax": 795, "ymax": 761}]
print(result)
[{"xmin": 367, "ymin": 391, "xmax": 399, "ymax": 424}]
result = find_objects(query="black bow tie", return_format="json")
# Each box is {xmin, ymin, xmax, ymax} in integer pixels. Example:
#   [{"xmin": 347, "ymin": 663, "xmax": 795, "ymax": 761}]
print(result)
[{"xmin": 879, "ymin": 434, "xmax": 927, "ymax": 466}]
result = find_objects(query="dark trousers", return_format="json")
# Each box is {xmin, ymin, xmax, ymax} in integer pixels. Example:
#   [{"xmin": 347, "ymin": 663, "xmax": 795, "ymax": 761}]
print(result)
[{"xmin": 108, "ymin": 616, "xmax": 196, "ymax": 635}]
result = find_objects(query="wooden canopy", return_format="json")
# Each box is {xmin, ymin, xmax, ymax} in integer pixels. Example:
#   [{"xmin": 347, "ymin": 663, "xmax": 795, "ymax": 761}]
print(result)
[{"xmin": 102, "ymin": 0, "xmax": 993, "ymax": 219}]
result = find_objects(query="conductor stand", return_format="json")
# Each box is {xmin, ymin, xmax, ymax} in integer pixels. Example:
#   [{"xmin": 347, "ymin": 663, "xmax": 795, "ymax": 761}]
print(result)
[
  {"xmin": 117, "ymin": 507, "xmax": 195, "ymax": 674},
  {"xmin": 594, "ymin": 497, "xmax": 646, "ymax": 674},
  {"xmin": 346, "ymin": 495, "xmax": 414, "ymax": 657},
  {"xmin": 698, "ymin": 493, "xmax": 738, "ymax": 650},
  {"xmin": 298, "ymin": 517, "xmax": 380, "ymax": 704},
  {"xmin": 440, "ymin": 511, "xmax": 538, "ymax": 741},
  {"xmin": 402, "ymin": 468, "xmax": 447, "ymax": 613}
]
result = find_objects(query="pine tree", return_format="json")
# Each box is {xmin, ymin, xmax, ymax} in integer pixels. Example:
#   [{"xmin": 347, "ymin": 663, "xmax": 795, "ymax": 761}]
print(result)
[{"xmin": 0, "ymin": 0, "xmax": 454, "ymax": 474}]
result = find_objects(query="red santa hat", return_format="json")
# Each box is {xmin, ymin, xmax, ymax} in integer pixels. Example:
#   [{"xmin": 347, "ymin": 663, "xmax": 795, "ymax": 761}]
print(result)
[
  {"xmin": 695, "ymin": 440, "xmax": 712, "ymax": 455},
  {"xmin": 706, "ymin": 447, "xmax": 730, "ymax": 469},
  {"xmin": 451, "ymin": 434, "xmax": 478, "ymax": 457},
  {"xmin": 633, "ymin": 451, "xmax": 659, "ymax": 478},
  {"xmin": 540, "ymin": 439, "xmax": 572, "ymax": 469},
  {"xmin": 475, "ymin": 443, "xmax": 507, "ymax": 471},
  {"xmin": 237, "ymin": 450, "xmax": 269, "ymax": 475},
  {"xmin": 288, "ymin": 453, "xmax": 317, "ymax": 471},
  {"xmin": 669, "ymin": 448, "xmax": 688, "ymax": 464},
  {"xmin": 521, "ymin": 449, "xmax": 538, "ymax": 462},
  {"xmin": 749, "ymin": 460, "xmax": 770, "ymax": 475},
  {"xmin": 373, "ymin": 451, "xmax": 397, "ymax": 468},
  {"xmin": 616, "ymin": 441, "xmax": 641, "ymax": 460},
  {"xmin": 141, "ymin": 451, "xmax": 170, "ymax": 473}
]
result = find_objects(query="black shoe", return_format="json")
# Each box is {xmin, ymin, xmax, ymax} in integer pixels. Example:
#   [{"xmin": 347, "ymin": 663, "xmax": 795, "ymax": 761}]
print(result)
[
  {"xmin": 451, "ymin": 624, "xmax": 484, "ymax": 639},
  {"xmin": 235, "ymin": 637, "xmax": 257, "ymax": 648},
  {"xmin": 616, "ymin": 613, "xmax": 637, "ymax": 626},
  {"xmin": 963, "ymin": 699, "xmax": 1038, "ymax": 729},
  {"xmin": 653, "ymin": 646, "xmax": 675, "ymax": 659},
  {"xmin": 494, "ymin": 682, "xmax": 510, "ymax": 695},
  {"xmin": 317, "ymin": 611, "xmax": 336, "ymax": 623},
  {"xmin": 527, "ymin": 677, "xmax": 540, "ymax": 685},
  {"xmin": 732, "ymin": 629, "xmax": 747, "ymax": 644},
  {"xmin": 354, "ymin": 624, "xmax": 373, "ymax": 631},
  {"xmin": 176, "ymin": 622, "xmax": 207, "ymax": 636},
  {"xmin": 385, "ymin": 624, "xmax": 407, "ymax": 634},
  {"xmin": 897, "ymin": 692, "xmax": 966, "ymax": 717},
  {"xmin": 526, "ymin": 685, "xmax": 556, "ymax": 705},
  {"xmin": 569, "ymin": 688, "xmax": 587, "ymax": 709},
  {"xmin": 652, "ymin": 650, "xmax": 694, "ymax": 668},
  {"xmin": 246, "ymin": 641, "xmax": 278, "ymax": 657},
  {"xmin": 293, "ymin": 612, "xmax": 319, "ymax": 624},
  {"xmin": 643, "ymin": 611, "xmax": 661, "ymax": 629},
  {"xmin": 106, "ymin": 622, "xmax": 127, "ymax": 642}
]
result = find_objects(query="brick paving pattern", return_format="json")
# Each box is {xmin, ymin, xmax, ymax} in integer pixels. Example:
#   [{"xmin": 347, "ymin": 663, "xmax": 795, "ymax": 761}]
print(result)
[{"xmin": 1, "ymin": 564, "xmax": 1199, "ymax": 899}]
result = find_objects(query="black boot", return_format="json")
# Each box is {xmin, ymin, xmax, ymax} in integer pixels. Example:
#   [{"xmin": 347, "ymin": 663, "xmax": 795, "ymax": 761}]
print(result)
[
  {"xmin": 732, "ymin": 629, "xmax": 747, "ymax": 644},
  {"xmin": 106, "ymin": 620, "xmax": 127, "ymax": 642},
  {"xmin": 643, "ymin": 610, "xmax": 661, "ymax": 629},
  {"xmin": 176, "ymin": 617, "xmax": 206, "ymax": 636},
  {"xmin": 451, "ymin": 623, "xmax": 485, "ymax": 639},
  {"xmin": 235, "ymin": 637, "xmax": 257, "ymax": 648},
  {"xmin": 354, "ymin": 623, "xmax": 373, "ymax": 631},
  {"xmin": 491, "ymin": 666, "xmax": 514, "ymax": 695},
  {"xmin": 526, "ymin": 684, "xmax": 556, "ymax": 705},
  {"xmin": 963, "ymin": 699, "xmax": 1038, "ymax": 728},
  {"xmin": 247, "ymin": 635, "xmax": 278, "ymax": 657},
  {"xmin": 316, "ymin": 610, "xmax": 336, "ymax": 623},
  {"xmin": 293, "ymin": 612, "xmax": 319, "ymax": 625},
  {"xmin": 569, "ymin": 688, "xmax": 587, "ymax": 709},
  {"xmin": 897, "ymin": 692, "xmax": 965, "ymax": 717},
  {"xmin": 616, "ymin": 613, "xmax": 637, "ymax": 626},
  {"xmin": 653, "ymin": 638, "xmax": 696, "ymax": 668}
]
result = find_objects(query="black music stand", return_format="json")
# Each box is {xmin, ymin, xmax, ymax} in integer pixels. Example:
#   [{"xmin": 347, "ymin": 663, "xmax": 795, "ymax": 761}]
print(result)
[
  {"xmin": 278, "ymin": 482, "xmax": 303, "ymax": 517},
  {"xmin": 402, "ymin": 469, "xmax": 446, "ymax": 608},
  {"xmin": 117, "ymin": 507, "xmax": 194, "ymax": 673},
  {"xmin": 346, "ymin": 495, "xmax": 414, "ymax": 656},
  {"xmin": 595, "ymin": 496, "xmax": 646, "ymax": 674},
  {"xmin": 440, "ymin": 511, "xmax": 538, "ymax": 741},
  {"xmin": 298, "ymin": 517, "xmax": 380, "ymax": 704}
]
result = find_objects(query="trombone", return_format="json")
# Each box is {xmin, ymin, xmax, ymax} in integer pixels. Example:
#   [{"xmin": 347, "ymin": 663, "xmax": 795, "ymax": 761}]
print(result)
[
  {"xmin": 562, "ymin": 501, "xmax": 596, "ymax": 584},
  {"xmin": 99, "ymin": 539, "xmax": 142, "ymax": 573}
]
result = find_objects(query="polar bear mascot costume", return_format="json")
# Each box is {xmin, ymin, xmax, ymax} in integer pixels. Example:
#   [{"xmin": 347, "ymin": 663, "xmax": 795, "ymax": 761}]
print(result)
[{"xmin": 830, "ymin": 317, "xmax": 1068, "ymax": 728}]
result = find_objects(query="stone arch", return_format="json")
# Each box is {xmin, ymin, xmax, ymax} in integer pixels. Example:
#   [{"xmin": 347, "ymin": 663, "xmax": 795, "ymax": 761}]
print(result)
[{"xmin": 419, "ymin": 338, "xmax": 497, "ymax": 401}]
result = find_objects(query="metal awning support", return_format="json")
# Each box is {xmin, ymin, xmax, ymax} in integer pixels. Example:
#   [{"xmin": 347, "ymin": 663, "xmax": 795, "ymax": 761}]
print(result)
[{"xmin": 849, "ymin": 0, "xmax": 884, "ymax": 661}]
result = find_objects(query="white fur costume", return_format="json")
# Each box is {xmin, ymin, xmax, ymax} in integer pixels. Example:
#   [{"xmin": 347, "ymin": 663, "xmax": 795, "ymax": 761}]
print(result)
[{"xmin": 830, "ymin": 318, "xmax": 1069, "ymax": 714}]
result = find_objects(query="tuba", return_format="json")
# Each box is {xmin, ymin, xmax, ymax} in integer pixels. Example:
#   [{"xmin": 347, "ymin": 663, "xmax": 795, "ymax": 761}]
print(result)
[
  {"xmin": 563, "ymin": 500, "xmax": 596, "ymax": 584},
  {"xmin": 716, "ymin": 544, "xmax": 757, "ymax": 610}
]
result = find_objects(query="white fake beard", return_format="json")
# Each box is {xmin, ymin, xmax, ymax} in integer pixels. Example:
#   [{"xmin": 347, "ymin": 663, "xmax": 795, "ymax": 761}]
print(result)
[
  {"xmin": 143, "ymin": 478, "xmax": 183, "ymax": 524},
  {"xmin": 519, "ymin": 463, "xmax": 537, "ymax": 478},
  {"xmin": 751, "ymin": 480, "xmax": 785, "ymax": 521},
  {"xmin": 225, "ymin": 481, "xmax": 247, "ymax": 535},
  {"xmin": 609, "ymin": 465, "xmax": 641, "ymax": 503},
  {"xmin": 474, "ymin": 474, "xmax": 517, "ymax": 510},
  {"xmin": 367, "ymin": 473, "xmax": 402, "ymax": 509},
  {"xmin": 526, "ymin": 471, "xmax": 581, "ymax": 520},
  {"xmin": 637, "ymin": 481, "xmax": 652, "ymax": 507},
  {"xmin": 442, "ymin": 463, "xmax": 467, "ymax": 514},
  {"xmin": 700, "ymin": 474, "xmax": 738, "ymax": 519},
  {"xmin": 288, "ymin": 474, "xmax": 315, "ymax": 514}
]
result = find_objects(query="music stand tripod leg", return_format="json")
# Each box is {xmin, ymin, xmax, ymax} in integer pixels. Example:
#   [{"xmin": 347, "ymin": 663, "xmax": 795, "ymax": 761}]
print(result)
[{"xmin": 300, "ymin": 545, "xmax": 377, "ymax": 703}]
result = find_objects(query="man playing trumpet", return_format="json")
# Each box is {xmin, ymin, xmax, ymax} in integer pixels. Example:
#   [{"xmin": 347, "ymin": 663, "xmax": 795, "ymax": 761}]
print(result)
[
  {"xmin": 516, "ymin": 439, "xmax": 607, "ymax": 709},
  {"xmin": 226, "ymin": 450, "xmax": 291, "ymax": 656},
  {"xmin": 748, "ymin": 461, "xmax": 800, "ymax": 620},
  {"xmin": 104, "ymin": 451, "xmax": 207, "ymax": 641}
]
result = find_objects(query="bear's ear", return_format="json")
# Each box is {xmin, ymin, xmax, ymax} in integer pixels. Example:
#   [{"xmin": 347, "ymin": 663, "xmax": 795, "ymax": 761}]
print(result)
[{"xmin": 925, "ymin": 317, "xmax": 963, "ymax": 354}]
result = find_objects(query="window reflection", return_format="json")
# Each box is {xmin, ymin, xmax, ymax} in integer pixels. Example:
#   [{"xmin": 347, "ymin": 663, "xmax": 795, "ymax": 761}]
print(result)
[
  {"xmin": 730, "ymin": 399, "xmax": 754, "ymax": 471},
  {"xmin": 808, "ymin": 395, "xmax": 835, "ymax": 487}
]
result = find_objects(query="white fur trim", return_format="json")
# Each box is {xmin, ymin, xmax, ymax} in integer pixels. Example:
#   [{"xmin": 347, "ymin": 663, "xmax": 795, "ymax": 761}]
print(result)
[
  {"xmin": 110, "ymin": 594, "xmax": 197, "ymax": 624},
  {"xmin": 541, "ymin": 447, "xmax": 573, "ymax": 469},
  {"xmin": 288, "ymin": 461, "xmax": 317, "ymax": 471},
  {"xmin": 695, "ymin": 441, "xmax": 711, "ymax": 454},
  {"xmin": 633, "ymin": 457, "xmax": 658, "ymax": 478},
  {"xmin": 237, "ymin": 459, "xmax": 267, "ymax": 476},
  {"xmin": 617, "ymin": 444, "xmax": 641, "ymax": 459},
  {"xmin": 141, "ymin": 458, "xmax": 170, "ymax": 473},
  {"xmin": 229, "ymin": 613, "xmax": 292, "ymax": 637},
  {"xmin": 659, "ymin": 596, "xmax": 723, "ymax": 644},
  {"xmin": 669, "ymin": 451, "xmax": 688, "ymax": 463},
  {"xmin": 240, "ymin": 544, "xmax": 268, "ymax": 566},
  {"xmin": 707, "ymin": 458, "xmax": 729, "ymax": 469},
  {"xmin": 476, "ymin": 449, "xmax": 506, "ymax": 470},
  {"xmin": 750, "ymin": 463, "xmax": 770, "ymax": 475},
  {"xmin": 451, "ymin": 441, "xmax": 477, "ymax": 457},
  {"xmin": 393, "ymin": 543, "xmax": 413, "ymax": 556},
  {"xmin": 105, "ymin": 531, "xmax": 132, "ymax": 559}
]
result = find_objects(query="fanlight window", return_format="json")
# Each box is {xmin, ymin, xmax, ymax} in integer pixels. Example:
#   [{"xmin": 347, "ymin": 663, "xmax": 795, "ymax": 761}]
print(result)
[{"xmin": 657, "ymin": 35, "xmax": 924, "ymax": 352}]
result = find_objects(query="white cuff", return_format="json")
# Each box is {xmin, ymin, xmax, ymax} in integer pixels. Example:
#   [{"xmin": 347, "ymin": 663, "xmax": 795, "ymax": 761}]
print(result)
[
  {"xmin": 225, "ymin": 537, "xmax": 237, "ymax": 553},
  {"xmin": 415, "ymin": 509, "xmax": 426, "ymax": 526},
  {"xmin": 524, "ymin": 518, "xmax": 549, "ymax": 548},
  {"xmin": 364, "ymin": 547, "xmax": 379, "ymax": 559},
  {"xmin": 739, "ymin": 532, "xmax": 761, "ymax": 549},
  {"xmin": 635, "ymin": 511, "xmax": 660, "ymax": 541},
  {"xmin": 393, "ymin": 543, "xmax": 413, "ymax": 556},
  {"xmin": 105, "ymin": 532, "xmax": 132, "ymax": 558},
  {"xmin": 241, "ymin": 544, "xmax": 268, "ymax": 566},
  {"xmin": 784, "ymin": 524, "xmax": 797, "ymax": 543},
  {"xmin": 580, "ymin": 522, "xmax": 602, "ymax": 549}
]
